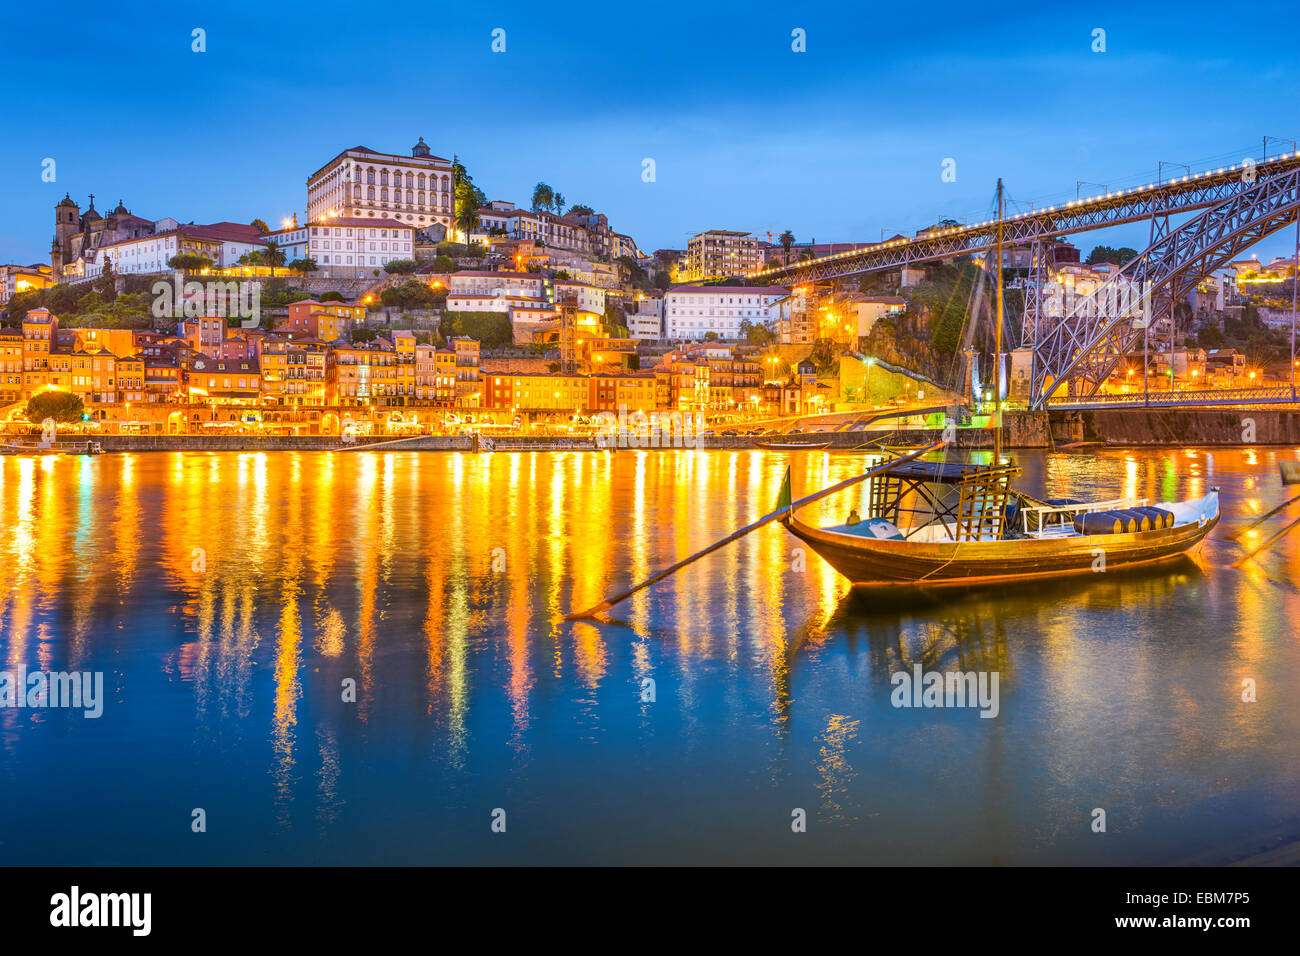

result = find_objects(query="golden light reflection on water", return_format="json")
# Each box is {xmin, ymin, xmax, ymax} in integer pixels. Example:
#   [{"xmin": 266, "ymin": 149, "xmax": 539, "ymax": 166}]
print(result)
[
  {"xmin": 815, "ymin": 713, "xmax": 862, "ymax": 826},
  {"xmin": 2, "ymin": 446, "xmax": 1299, "ymax": 849}
]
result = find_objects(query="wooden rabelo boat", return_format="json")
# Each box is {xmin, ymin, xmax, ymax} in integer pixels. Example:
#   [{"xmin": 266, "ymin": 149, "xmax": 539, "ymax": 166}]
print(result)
[
  {"xmin": 781, "ymin": 453, "xmax": 1219, "ymax": 586},
  {"xmin": 565, "ymin": 442, "xmax": 1219, "ymax": 620}
]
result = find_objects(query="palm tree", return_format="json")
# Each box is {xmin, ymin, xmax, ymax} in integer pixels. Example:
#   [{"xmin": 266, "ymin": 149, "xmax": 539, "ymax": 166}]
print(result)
[
  {"xmin": 554, "ymin": 192, "xmax": 566, "ymax": 215},
  {"xmin": 779, "ymin": 230, "xmax": 795, "ymax": 265},
  {"xmin": 262, "ymin": 241, "xmax": 286, "ymax": 276},
  {"xmin": 455, "ymin": 186, "xmax": 481, "ymax": 246}
]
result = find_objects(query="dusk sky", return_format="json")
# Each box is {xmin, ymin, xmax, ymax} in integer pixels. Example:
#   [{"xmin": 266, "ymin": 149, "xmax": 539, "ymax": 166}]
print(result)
[{"xmin": 2, "ymin": 1, "xmax": 1297, "ymax": 265}]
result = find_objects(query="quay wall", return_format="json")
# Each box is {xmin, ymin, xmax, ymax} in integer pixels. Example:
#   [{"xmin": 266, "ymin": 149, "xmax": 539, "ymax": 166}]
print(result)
[
  {"xmin": 89, "ymin": 413, "xmax": 1054, "ymax": 452},
  {"xmin": 1058, "ymin": 408, "xmax": 1300, "ymax": 446}
]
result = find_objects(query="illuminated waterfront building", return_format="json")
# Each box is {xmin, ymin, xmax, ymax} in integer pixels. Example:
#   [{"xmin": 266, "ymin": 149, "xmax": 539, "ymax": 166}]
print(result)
[
  {"xmin": 187, "ymin": 355, "xmax": 261, "ymax": 405},
  {"xmin": 328, "ymin": 339, "xmax": 397, "ymax": 407},
  {"xmin": 663, "ymin": 353, "xmax": 708, "ymax": 411},
  {"xmin": 62, "ymin": 347, "xmax": 120, "ymax": 405},
  {"xmin": 757, "ymin": 359, "xmax": 825, "ymax": 416},
  {"xmin": 143, "ymin": 357, "xmax": 182, "ymax": 402},
  {"xmin": 20, "ymin": 308, "xmax": 57, "ymax": 399},
  {"xmin": 482, "ymin": 367, "xmax": 664, "ymax": 414},
  {"xmin": 481, "ymin": 370, "xmax": 590, "ymax": 413},
  {"xmin": 451, "ymin": 337, "xmax": 482, "ymax": 408},
  {"xmin": 116, "ymin": 355, "xmax": 146, "ymax": 404},
  {"xmin": 326, "ymin": 336, "xmax": 441, "ymax": 408},
  {"xmin": 415, "ymin": 344, "xmax": 457, "ymax": 406},
  {"xmin": 259, "ymin": 337, "xmax": 327, "ymax": 406},
  {"xmin": 588, "ymin": 372, "xmax": 658, "ymax": 412},
  {"xmin": 658, "ymin": 343, "xmax": 762, "ymax": 410},
  {"xmin": 0, "ymin": 327, "xmax": 24, "ymax": 404}
]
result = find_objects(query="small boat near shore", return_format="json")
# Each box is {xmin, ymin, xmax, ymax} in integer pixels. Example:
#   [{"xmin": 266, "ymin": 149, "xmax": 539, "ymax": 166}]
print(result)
[
  {"xmin": 1, "ymin": 440, "xmax": 103, "ymax": 456},
  {"xmin": 752, "ymin": 439, "xmax": 833, "ymax": 451}
]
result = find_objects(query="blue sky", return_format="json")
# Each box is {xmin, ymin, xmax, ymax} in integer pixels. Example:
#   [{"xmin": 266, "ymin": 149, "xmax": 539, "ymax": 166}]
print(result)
[{"xmin": 2, "ymin": 1, "xmax": 1298, "ymax": 266}]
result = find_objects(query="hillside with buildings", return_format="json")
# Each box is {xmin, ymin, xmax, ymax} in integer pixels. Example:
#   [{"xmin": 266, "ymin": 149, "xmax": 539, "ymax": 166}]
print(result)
[{"xmin": 4, "ymin": 136, "xmax": 1298, "ymax": 438}]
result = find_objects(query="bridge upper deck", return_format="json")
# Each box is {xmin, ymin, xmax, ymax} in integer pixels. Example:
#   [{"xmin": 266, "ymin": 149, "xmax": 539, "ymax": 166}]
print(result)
[{"xmin": 755, "ymin": 152, "xmax": 1300, "ymax": 285}]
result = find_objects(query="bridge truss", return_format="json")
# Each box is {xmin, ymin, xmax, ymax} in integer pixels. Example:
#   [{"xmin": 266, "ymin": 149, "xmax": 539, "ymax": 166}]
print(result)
[{"xmin": 1030, "ymin": 166, "xmax": 1300, "ymax": 406}]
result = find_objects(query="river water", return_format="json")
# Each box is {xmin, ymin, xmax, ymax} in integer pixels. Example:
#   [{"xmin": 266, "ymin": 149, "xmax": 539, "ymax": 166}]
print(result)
[{"xmin": 1, "ymin": 447, "xmax": 1297, "ymax": 865}]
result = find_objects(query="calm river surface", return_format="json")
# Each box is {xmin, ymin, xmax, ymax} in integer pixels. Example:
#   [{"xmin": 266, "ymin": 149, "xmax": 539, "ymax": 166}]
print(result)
[{"xmin": 1, "ymin": 447, "xmax": 1298, "ymax": 865}]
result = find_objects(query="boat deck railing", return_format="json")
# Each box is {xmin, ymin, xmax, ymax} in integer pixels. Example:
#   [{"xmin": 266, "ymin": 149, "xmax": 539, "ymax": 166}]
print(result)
[{"xmin": 1020, "ymin": 496, "xmax": 1148, "ymax": 536}]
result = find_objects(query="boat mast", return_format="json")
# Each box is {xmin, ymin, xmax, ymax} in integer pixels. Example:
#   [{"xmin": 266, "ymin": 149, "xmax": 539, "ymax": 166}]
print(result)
[{"xmin": 994, "ymin": 178, "xmax": 1005, "ymax": 463}]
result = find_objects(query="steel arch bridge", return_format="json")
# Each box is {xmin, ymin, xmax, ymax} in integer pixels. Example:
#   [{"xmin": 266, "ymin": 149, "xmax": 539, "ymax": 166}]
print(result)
[{"xmin": 1030, "ymin": 165, "xmax": 1300, "ymax": 406}]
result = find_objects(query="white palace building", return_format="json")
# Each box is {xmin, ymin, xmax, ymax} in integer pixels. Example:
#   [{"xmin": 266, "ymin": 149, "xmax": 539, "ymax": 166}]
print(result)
[{"xmin": 306, "ymin": 138, "xmax": 454, "ymax": 235}]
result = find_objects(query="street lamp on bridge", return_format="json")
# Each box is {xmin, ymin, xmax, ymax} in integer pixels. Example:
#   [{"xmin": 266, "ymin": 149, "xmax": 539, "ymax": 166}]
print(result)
[
  {"xmin": 1263, "ymin": 136, "xmax": 1297, "ymax": 160},
  {"xmin": 1157, "ymin": 161, "xmax": 1191, "ymax": 185}
]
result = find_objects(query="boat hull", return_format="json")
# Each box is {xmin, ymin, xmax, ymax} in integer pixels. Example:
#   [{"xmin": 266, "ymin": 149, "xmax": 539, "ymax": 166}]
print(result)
[
  {"xmin": 752, "ymin": 440, "xmax": 832, "ymax": 451},
  {"xmin": 783, "ymin": 511, "xmax": 1219, "ymax": 586}
]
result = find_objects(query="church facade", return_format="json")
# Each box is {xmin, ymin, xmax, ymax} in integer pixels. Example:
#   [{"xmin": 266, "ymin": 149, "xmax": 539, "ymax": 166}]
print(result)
[{"xmin": 51, "ymin": 194, "xmax": 159, "ymax": 280}]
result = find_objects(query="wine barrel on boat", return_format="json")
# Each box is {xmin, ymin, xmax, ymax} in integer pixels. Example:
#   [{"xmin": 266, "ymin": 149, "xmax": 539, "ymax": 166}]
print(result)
[
  {"xmin": 1074, "ymin": 507, "xmax": 1174, "ymax": 535},
  {"xmin": 1074, "ymin": 510, "xmax": 1127, "ymax": 535},
  {"xmin": 1127, "ymin": 509, "xmax": 1158, "ymax": 531},
  {"xmin": 1134, "ymin": 506, "xmax": 1175, "ymax": 529}
]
